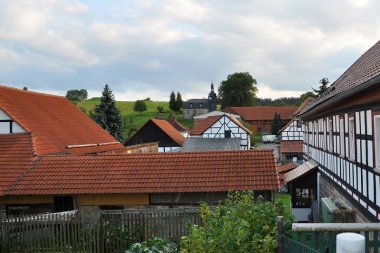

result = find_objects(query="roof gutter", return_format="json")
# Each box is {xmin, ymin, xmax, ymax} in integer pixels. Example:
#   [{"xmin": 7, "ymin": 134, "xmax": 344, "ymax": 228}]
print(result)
[{"xmin": 299, "ymin": 74, "xmax": 380, "ymax": 119}]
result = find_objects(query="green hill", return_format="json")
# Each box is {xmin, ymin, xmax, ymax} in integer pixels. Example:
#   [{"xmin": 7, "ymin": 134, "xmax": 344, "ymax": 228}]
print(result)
[{"xmin": 76, "ymin": 98, "xmax": 192, "ymax": 138}]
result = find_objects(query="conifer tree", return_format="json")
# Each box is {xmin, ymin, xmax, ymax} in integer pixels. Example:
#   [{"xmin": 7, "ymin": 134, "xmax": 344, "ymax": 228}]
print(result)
[
  {"xmin": 92, "ymin": 84, "xmax": 124, "ymax": 141},
  {"xmin": 271, "ymin": 113, "xmax": 284, "ymax": 135},
  {"xmin": 169, "ymin": 91, "xmax": 176, "ymax": 111},
  {"xmin": 175, "ymin": 92, "xmax": 183, "ymax": 112},
  {"xmin": 312, "ymin": 78, "xmax": 329, "ymax": 95}
]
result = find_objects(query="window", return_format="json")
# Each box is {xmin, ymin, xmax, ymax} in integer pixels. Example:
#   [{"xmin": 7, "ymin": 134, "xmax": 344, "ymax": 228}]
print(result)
[
  {"xmin": 375, "ymin": 116, "xmax": 380, "ymax": 169},
  {"xmin": 225, "ymin": 130, "xmax": 231, "ymax": 138},
  {"xmin": 296, "ymin": 120, "xmax": 301, "ymax": 128},
  {"xmin": 199, "ymin": 103, "xmax": 203, "ymax": 108},
  {"xmin": 189, "ymin": 103, "xmax": 193, "ymax": 108},
  {"xmin": 340, "ymin": 118, "xmax": 345, "ymax": 156},
  {"xmin": 349, "ymin": 118, "xmax": 355, "ymax": 160}
]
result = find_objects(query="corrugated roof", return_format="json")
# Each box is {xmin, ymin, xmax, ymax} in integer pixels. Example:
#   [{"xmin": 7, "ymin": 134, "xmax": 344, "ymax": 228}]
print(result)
[
  {"xmin": 0, "ymin": 85, "xmax": 124, "ymax": 155},
  {"xmin": 180, "ymin": 138, "xmax": 241, "ymax": 152},
  {"xmin": 224, "ymin": 106, "xmax": 297, "ymax": 121},
  {"xmin": 8, "ymin": 150, "xmax": 279, "ymax": 195},
  {"xmin": 284, "ymin": 161, "xmax": 317, "ymax": 184},
  {"xmin": 300, "ymin": 40, "xmax": 380, "ymax": 115}
]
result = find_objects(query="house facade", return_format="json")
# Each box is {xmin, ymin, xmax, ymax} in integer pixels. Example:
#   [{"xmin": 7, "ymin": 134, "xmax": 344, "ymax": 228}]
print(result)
[
  {"xmin": 183, "ymin": 83, "xmax": 218, "ymax": 119},
  {"xmin": 299, "ymin": 40, "xmax": 380, "ymax": 222},
  {"xmin": 189, "ymin": 114, "xmax": 252, "ymax": 150},
  {"xmin": 279, "ymin": 98, "xmax": 314, "ymax": 163},
  {"xmin": 224, "ymin": 106, "xmax": 297, "ymax": 134}
]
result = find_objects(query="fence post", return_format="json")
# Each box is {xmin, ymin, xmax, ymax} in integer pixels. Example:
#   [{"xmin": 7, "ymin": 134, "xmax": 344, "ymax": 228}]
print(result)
[{"xmin": 277, "ymin": 216, "xmax": 284, "ymax": 253}]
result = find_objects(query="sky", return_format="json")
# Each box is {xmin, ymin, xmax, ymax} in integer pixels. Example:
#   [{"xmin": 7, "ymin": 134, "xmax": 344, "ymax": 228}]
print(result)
[{"xmin": 1, "ymin": 0, "xmax": 380, "ymax": 101}]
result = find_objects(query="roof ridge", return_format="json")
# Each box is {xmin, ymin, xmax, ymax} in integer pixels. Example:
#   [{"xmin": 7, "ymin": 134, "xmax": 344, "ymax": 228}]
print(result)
[{"xmin": 0, "ymin": 85, "xmax": 66, "ymax": 99}]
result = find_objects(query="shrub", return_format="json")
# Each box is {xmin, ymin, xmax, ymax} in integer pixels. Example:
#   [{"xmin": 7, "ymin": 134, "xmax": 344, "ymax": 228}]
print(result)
[
  {"xmin": 126, "ymin": 237, "xmax": 177, "ymax": 253},
  {"xmin": 180, "ymin": 191, "xmax": 290, "ymax": 253}
]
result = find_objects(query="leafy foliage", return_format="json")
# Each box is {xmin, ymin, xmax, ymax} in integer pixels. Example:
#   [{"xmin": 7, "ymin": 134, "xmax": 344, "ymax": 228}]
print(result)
[
  {"xmin": 175, "ymin": 92, "xmax": 183, "ymax": 112},
  {"xmin": 169, "ymin": 91, "xmax": 176, "ymax": 111},
  {"xmin": 312, "ymin": 77, "xmax": 329, "ymax": 95},
  {"xmin": 256, "ymin": 97, "xmax": 300, "ymax": 106},
  {"xmin": 156, "ymin": 105, "xmax": 164, "ymax": 113},
  {"xmin": 133, "ymin": 100, "xmax": 147, "ymax": 115},
  {"xmin": 218, "ymin": 72, "xmax": 258, "ymax": 109},
  {"xmin": 126, "ymin": 237, "xmax": 177, "ymax": 253},
  {"xmin": 299, "ymin": 92, "xmax": 316, "ymax": 104},
  {"xmin": 66, "ymin": 89, "xmax": 88, "ymax": 101},
  {"xmin": 92, "ymin": 84, "xmax": 124, "ymax": 141},
  {"xmin": 181, "ymin": 191, "xmax": 290, "ymax": 253},
  {"xmin": 271, "ymin": 113, "xmax": 284, "ymax": 135}
]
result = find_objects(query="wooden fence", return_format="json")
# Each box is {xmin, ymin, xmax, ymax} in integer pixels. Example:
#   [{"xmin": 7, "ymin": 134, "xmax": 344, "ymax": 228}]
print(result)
[{"xmin": 0, "ymin": 208, "xmax": 200, "ymax": 253}]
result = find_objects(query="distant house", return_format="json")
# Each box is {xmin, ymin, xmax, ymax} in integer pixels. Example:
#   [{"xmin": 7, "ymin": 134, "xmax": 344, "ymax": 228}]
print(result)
[
  {"xmin": 279, "ymin": 98, "xmax": 314, "ymax": 163},
  {"xmin": 189, "ymin": 114, "xmax": 252, "ymax": 150},
  {"xmin": 180, "ymin": 138, "xmax": 241, "ymax": 152},
  {"xmin": 124, "ymin": 119, "xmax": 185, "ymax": 152},
  {"xmin": 224, "ymin": 106, "xmax": 297, "ymax": 134},
  {"xmin": 183, "ymin": 83, "xmax": 217, "ymax": 119}
]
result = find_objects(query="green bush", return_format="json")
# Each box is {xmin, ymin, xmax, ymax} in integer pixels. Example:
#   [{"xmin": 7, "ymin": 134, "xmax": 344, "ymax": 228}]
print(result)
[
  {"xmin": 180, "ymin": 191, "xmax": 290, "ymax": 253},
  {"xmin": 125, "ymin": 237, "xmax": 177, "ymax": 253}
]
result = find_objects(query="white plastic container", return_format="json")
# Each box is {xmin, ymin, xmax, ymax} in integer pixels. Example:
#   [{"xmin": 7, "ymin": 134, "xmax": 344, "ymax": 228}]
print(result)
[{"xmin": 336, "ymin": 232, "xmax": 365, "ymax": 253}]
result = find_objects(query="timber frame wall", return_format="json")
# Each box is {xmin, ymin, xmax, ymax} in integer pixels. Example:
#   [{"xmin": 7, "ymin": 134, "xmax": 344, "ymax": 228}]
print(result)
[
  {"xmin": 303, "ymin": 106, "xmax": 380, "ymax": 221},
  {"xmin": 281, "ymin": 119, "xmax": 303, "ymax": 141},
  {"xmin": 200, "ymin": 115, "xmax": 251, "ymax": 150}
]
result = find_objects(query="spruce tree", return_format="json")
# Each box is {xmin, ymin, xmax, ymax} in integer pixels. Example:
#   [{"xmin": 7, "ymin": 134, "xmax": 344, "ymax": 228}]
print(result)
[
  {"xmin": 92, "ymin": 84, "xmax": 124, "ymax": 142},
  {"xmin": 312, "ymin": 78, "xmax": 329, "ymax": 95},
  {"xmin": 169, "ymin": 91, "xmax": 176, "ymax": 111},
  {"xmin": 271, "ymin": 113, "xmax": 284, "ymax": 135},
  {"xmin": 175, "ymin": 92, "xmax": 183, "ymax": 112}
]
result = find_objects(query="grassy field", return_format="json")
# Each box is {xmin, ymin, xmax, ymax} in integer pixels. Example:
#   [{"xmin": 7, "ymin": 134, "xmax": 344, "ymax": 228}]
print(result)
[
  {"xmin": 274, "ymin": 192, "xmax": 292, "ymax": 219},
  {"xmin": 76, "ymin": 98, "xmax": 193, "ymax": 138}
]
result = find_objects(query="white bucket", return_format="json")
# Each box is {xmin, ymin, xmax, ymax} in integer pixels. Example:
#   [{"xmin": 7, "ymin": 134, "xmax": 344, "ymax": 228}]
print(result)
[{"xmin": 336, "ymin": 232, "xmax": 365, "ymax": 253}]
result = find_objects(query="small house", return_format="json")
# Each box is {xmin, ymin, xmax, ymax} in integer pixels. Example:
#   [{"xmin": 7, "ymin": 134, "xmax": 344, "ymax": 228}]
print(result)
[
  {"xmin": 189, "ymin": 114, "xmax": 252, "ymax": 150},
  {"xmin": 124, "ymin": 119, "xmax": 185, "ymax": 152}
]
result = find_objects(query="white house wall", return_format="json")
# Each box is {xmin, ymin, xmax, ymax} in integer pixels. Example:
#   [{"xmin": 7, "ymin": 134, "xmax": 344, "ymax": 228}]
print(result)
[
  {"xmin": 303, "ymin": 109, "xmax": 380, "ymax": 220},
  {"xmin": 201, "ymin": 116, "xmax": 250, "ymax": 150},
  {"xmin": 281, "ymin": 119, "xmax": 303, "ymax": 141},
  {"xmin": 0, "ymin": 109, "xmax": 25, "ymax": 134}
]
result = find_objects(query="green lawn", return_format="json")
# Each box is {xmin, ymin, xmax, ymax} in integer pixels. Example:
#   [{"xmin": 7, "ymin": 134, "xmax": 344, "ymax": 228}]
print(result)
[
  {"xmin": 274, "ymin": 192, "xmax": 292, "ymax": 219},
  {"xmin": 76, "ymin": 98, "xmax": 193, "ymax": 138}
]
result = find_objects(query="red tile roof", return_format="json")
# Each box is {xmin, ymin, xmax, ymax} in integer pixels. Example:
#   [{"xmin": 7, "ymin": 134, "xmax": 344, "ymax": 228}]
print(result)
[
  {"xmin": 280, "ymin": 141, "xmax": 303, "ymax": 153},
  {"xmin": 0, "ymin": 85, "xmax": 123, "ymax": 155},
  {"xmin": 151, "ymin": 119, "xmax": 185, "ymax": 145},
  {"xmin": 224, "ymin": 106, "xmax": 297, "ymax": 121},
  {"xmin": 190, "ymin": 115, "xmax": 252, "ymax": 135},
  {"xmin": 8, "ymin": 150, "xmax": 279, "ymax": 195},
  {"xmin": 300, "ymin": 40, "xmax": 380, "ymax": 115},
  {"xmin": 0, "ymin": 133, "xmax": 35, "ymax": 196},
  {"xmin": 168, "ymin": 118, "xmax": 188, "ymax": 132},
  {"xmin": 278, "ymin": 163, "xmax": 298, "ymax": 185}
]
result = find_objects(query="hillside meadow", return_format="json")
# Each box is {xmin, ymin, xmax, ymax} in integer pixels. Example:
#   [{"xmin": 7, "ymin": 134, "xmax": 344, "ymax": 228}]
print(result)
[{"xmin": 76, "ymin": 98, "xmax": 193, "ymax": 138}]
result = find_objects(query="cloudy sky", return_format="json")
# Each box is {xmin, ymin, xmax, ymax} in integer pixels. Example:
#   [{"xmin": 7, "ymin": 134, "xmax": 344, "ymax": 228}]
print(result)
[{"xmin": 1, "ymin": 0, "xmax": 380, "ymax": 101}]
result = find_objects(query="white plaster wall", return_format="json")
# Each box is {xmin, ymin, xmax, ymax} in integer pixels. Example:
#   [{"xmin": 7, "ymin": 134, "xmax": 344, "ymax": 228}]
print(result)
[{"xmin": 0, "ymin": 109, "xmax": 25, "ymax": 133}]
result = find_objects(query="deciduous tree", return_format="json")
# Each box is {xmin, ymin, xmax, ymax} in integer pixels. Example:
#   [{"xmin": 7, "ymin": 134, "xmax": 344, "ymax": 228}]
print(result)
[
  {"xmin": 133, "ymin": 100, "xmax": 147, "ymax": 115},
  {"xmin": 92, "ymin": 84, "xmax": 124, "ymax": 141},
  {"xmin": 218, "ymin": 72, "xmax": 258, "ymax": 109}
]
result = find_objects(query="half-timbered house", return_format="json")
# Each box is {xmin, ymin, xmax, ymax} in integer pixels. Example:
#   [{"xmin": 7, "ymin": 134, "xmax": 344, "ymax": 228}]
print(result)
[
  {"xmin": 189, "ymin": 114, "xmax": 252, "ymax": 150},
  {"xmin": 279, "ymin": 97, "xmax": 314, "ymax": 163},
  {"xmin": 298, "ymin": 40, "xmax": 380, "ymax": 222}
]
